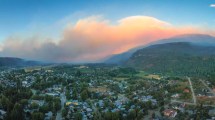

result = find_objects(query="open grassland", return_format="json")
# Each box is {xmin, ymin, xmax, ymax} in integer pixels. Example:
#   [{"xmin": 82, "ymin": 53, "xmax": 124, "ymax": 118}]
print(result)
[
  {"xmin": 88, "ymin": 86, "xmax": 109, "ymax": 93},
  {"xmin": 114, "ymin": 77, "xmax": 127, "ymax": 81},
  {"xmin": 135, "ymin": 71, "xmax": 147, "ymax": 77},
  {"xmin": 136, "ymin": 71, "xmax": 161, "ymax": 80},
  {"xmin": 145, "ymin": 74, "xmax": 161, "ymax": 80},
  {"xmin": 24, "ymin": 66, "xmax": 42, "ymax": 72}
]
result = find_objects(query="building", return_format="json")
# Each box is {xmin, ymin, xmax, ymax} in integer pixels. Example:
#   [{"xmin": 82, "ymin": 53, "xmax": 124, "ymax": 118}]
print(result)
[
  {"xmin": 0, "ymin": 109, "xmax": 6, "ymax": 119},
  {"xmin": 183, "ymin": 89, "xmax": 190, "ymax": 93},
  {"xmin": 44, "ymin": 111, "xmax": 53, "ymax": 120},
  {"xmin": 163, "ymin": 109, "xmax": 177, "ymax": 118}
]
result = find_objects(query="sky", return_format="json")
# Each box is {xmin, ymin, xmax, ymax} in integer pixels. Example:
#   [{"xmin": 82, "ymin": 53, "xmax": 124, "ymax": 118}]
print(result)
[{"xmin": 0, "ymin": 0, "xmax": 215, "ymax": 62}]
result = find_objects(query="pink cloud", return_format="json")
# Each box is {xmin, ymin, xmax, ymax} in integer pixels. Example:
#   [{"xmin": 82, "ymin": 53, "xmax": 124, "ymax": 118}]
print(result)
[{"xmin": 0, "ymin": 16, "xmax": 210, "ymax": 62}]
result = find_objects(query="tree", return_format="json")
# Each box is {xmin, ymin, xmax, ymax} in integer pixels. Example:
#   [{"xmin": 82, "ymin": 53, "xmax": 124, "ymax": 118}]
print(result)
[
  {"xmin": 145, "ymin": 101, "xmax": 153, "ymax": 109},
  {"xmin": 151, "ymin": 112, "xmax": 155, "ymax": 119},
  {"xmin": 32, "ymin": 112, "xmax": 44, "ymax": 120},
  {"xmin": 53, "ymin": 98, "xmax": 61, "ymax": 112},
  {"xmin": 104, "ymin": 112, "xmax": 112, "ymax": 120},
  {"xmin": 160, "ymin": 107, "xmax": 165, "ymax": 116},
  {"xmin": 93, "ymin": 111, "xmax": 102, "ymax": 120},
  {"xmin": 72, "ymin": 90, "xmax": 78, "ymax": 99},
  {"xmin": 74, "ymin": 112, "xmax": 82, "ymax": 120},
  {"xmin": 0, "ymin": 95, "xmax": 11, "ymax": 111},
  {"xmin": 10, "ymin": 103, "xmax": 24, "ymax": 120},
  {"xmin": 75, "ymin": 70, "xmax": 81, "ymax": 77},
  {"xmin": 66, "ymin": 90, "xmax": 72, "ymax": 100},
  {"xmin": 195, "ymin": 104, "xmax": 210, "ymax": 119},
  {"xmin": 45, "ymin": 95, "xmax": 53, "ymax": 102},
  {"xmin": 39, "ymin": 105, "xmax": 50, "ymax": 113},
  {"xmin": 137, "ymin": 110, "xmax": 144, "ymax": 119},
  {"xmin": 127, "ymin": 109, "xmax": 136, "ymax": 120},
  {"xmin": 80, "ymin": 90, "xmax": 89, "ymax": 101},
  {"xmin": 62, "ymin": 108, "xmax": 68, "ymax": 118},
  {"xmin": 30, "ymin": 102, "xmax": 39, "ymax": 109},
  {"xmin": 19, "ymin": 99, "xmax": 28, "ymax": 107},
  {"xmin": 112, "ymin": 111, "xmax": 121, "ymax": 120}
]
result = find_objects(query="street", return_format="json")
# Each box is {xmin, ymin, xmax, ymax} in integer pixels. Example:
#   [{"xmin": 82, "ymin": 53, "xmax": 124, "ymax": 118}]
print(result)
[
  {"xmin": 56, "ymin": 90, "xmax": 66, "ymax": 120},
  {"xmin": 187, "ymin": 77, "xmax": 196, "ymax": 105}
]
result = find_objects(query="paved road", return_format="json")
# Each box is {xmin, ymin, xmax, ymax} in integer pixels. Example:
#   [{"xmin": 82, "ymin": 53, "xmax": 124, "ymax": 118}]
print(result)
[
  {"xmin": 171, "ymin": 100, "xmax": 195, "ymax": 105},
  {"xmin": 171, "ymin": 77, "xmax": 196, "ymax": 105},
  {"xmin": 171, "ymin": 99, "xmax": 215, "ymax": 107},
  {"xmin": 56, "ymin": 91, "xmax": 66, "ymax": 120},
  {"xmin": 187, "ymin": 77, "xmax": 196, "ymax": 105},
  {"xmin": 171, "ymin": 77, "xmax": 215, "ymax": 107},
  {"xmin": 199, "ymin": 79, "xmax": 215, "ymax": 96}
]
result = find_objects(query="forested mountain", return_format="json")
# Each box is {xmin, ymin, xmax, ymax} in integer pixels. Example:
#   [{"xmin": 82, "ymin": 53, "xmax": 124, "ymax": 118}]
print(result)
[
  {"xmin": 0, "ymin": 57, "xmax": 40, "ymax": 67},
  {"xmin": 105, "ymin": 34, "xmax": 215, "ymax": 64},
  {"xmin": 125, "ymin": 42, "xmax": 215, "ymax": 76}
]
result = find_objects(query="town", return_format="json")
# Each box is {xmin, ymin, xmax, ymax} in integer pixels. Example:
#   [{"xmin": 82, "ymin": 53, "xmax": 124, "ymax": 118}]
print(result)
[{"xmin": 0, "ymin": 64, "xmax": 214, "ymax": 120}]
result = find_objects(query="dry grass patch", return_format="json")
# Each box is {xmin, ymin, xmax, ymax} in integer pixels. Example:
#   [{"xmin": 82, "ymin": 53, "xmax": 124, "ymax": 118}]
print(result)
[
  {"xmin": 197, "ymin": 96, "xmax": 215, "ymax": 105},
  {"xmin": 89, "ymin": 86, "xmax": 109, "ymax": 93},
  {"xmin": 114, "ymin": 77, "xmax": 127, "ymax": 81},
  {"xmin": 145, "ymin": 74, "xmax": 161, "ymax": 80},
  {"xmin": 24, "ymin": 66, "xmax": 42, "ymax": 72}
]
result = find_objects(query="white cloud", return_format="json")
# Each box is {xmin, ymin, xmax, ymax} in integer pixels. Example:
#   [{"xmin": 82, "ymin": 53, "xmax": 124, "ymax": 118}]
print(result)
[{"xmin": 210, "ymin": 4, "xmax": 215, "ymax": 7}]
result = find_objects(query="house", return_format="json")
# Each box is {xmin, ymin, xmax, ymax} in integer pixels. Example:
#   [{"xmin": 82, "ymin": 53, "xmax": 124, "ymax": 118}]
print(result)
[
  {"xmin": 209, "ymin": 108, "xmax": 215, "ymax": 116},
  {"xmin": 98, "ymin": 100, "xmax": 104, "ymax": 108},
  {"xmin": 213, "ymin": 88, "xmax": 215, "ymax": 92},
  {"xmin": 171, "ymin": 93, "xmax": 179, "ymax": 98},
  {"xmin": 22, "ymin": 81, "xmax": 28, "ymax": 87},
  {"xmin": 44, "ymin": 111, "xmax": 53, "ymax": 120},
  {"xmin": 86, "ymin": 108, "xmax": 92, "ymax": 112},
  {"xmin": 163, "ymin": 109, "xmax": 177, "ymax": 118},
  {"xmin": 183, "ymin": 89, "xmax": 190, "ymax": 93},
  {"xmin": 180, "ymin": 103, "xmax": 186, "ymax": 108},
  {"xmin": 66, "ymin": 100, "xmax": 79, "ymax": 106},
  {"xmin": 114, "ymin": 100, "xmax": 122, "ymax": 108},
  {"xmin": 45, "ymin": 92, "xmax": 60, "ymax": 97},
  {"xmin": 0, "ymin": 110, "xmax": 6, "ymax": 119}
]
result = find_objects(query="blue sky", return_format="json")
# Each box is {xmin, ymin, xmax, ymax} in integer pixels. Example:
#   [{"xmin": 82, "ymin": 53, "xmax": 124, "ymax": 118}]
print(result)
[
  {"xmin": 0, "ymin": 0, "xmax": 214, "ymax": 41},
  {"xmin": 0, "ymin": 0, "xmax": 215, "ymax": 62}
]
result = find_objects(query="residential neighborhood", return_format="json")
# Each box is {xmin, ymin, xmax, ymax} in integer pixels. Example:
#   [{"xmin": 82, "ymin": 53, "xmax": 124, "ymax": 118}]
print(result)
[{"xmin": 0, "ymin": 65, "xmax": 214, "ymax": 120}]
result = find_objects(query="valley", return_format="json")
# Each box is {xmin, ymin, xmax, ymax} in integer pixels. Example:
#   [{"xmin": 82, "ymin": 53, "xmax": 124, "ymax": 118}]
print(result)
[
  {"xmin": 0, "ymin": 64, "xmax": 214, "ymax": 120},
  {"xmin": 1, "ymin": 36, "xmax": 215, "ymax": 120},
  {"xmin": 1, "ymin": 0, "xmax": 215, "ymax": 119}
]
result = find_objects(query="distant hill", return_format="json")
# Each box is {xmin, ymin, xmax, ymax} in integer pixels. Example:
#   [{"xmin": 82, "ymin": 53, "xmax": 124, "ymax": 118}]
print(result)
[
  {"xmin": 154, "ymin": 34, "xmax": 215, "ymax": 46},
  {"xmin": 0, "ymin": 57, "xmax": 41, "ymax": 67},
  {"xmin": 125, "ymin": 42, "xmax": 215, "ymax": 76},
  {"xmin": 104, "ymin": 47, "xmax": 140, "ymax": 64},
  {"xmin": 105, "ymin": 34, "xmax": 215, "ymax": 64}
]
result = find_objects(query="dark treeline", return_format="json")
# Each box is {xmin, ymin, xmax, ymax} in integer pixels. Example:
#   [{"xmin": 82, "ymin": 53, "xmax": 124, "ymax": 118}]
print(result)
[{"xmin": 125, "ymin": 42, "xmax": 215, "ymax": 77}]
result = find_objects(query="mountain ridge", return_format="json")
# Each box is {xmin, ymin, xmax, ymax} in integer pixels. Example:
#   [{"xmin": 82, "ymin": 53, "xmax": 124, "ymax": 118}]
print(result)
[
  {"xmin": 0, "ymin": 57, "xmax": 42, "ymax": 67},
  {"xmin": 104, "ymin": 34, "xmax": 215, "ymax": 64},
  {"xmin": 125, "ymin": 42, "xmax": 215, "ymax": 76}
]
